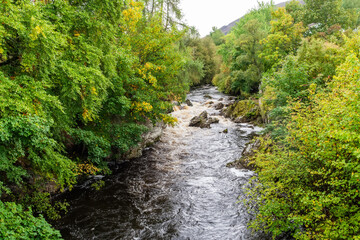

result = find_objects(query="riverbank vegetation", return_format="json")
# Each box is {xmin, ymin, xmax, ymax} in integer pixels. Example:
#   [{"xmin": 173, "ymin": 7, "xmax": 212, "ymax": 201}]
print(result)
[
  {"xmin": 0, "ymin": 0, "xmax": 215, "ymax": 237},
  {"xmin": 212, "ymin": 0, "xmax": 360, "ymax": 239}
]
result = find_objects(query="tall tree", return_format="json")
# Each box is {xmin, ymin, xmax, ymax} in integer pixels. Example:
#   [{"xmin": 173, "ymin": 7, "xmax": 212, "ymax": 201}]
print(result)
[
  {"xmin": 303, "ymin": 0, "xmax": 356, "ymax": 33},
  {"xmin": 141, "ymin": 0, "xmax": 183, "ymax": 29},
  {"xmin": 210, "ymin": 27, "xmax": 225, "ymax": 46},
  {"xmin": 260, "ymin": 7, "xmax": 305, "ymax": 69}
]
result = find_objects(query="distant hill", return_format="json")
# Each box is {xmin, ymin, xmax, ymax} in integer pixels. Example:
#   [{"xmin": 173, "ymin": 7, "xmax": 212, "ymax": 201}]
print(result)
[{"xmin": 219, "ymin": 0, "xmax": 305, "ymax": 35}]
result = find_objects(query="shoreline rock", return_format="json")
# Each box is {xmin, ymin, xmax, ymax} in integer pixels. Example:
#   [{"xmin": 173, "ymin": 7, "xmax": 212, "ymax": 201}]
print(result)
[
  {"xmin": 125, "ymin": 121, "xmax": 166, "ymax": 160},
  {"xmin": 223, "ymin": 99, "xmax": 264, "ymax": 125},
  {"xmin": 227, "ymin": 137, "xmax": 261, "ymax": 170}
]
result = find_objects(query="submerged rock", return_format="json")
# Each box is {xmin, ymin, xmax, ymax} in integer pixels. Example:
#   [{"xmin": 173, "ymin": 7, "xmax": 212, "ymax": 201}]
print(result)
[
  {"xmin": 234, "ymin": 117, "xmax": 245, "ymax": 123},
  {"xmin": 204, "ymin": 94, "xmax": 212, "ymax": 99}
]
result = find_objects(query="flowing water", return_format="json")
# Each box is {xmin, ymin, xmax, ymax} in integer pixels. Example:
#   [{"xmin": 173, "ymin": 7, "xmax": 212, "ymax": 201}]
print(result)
[{"xmin": 55, "ymin": 86, "xmax": 264, "ymax": 240}]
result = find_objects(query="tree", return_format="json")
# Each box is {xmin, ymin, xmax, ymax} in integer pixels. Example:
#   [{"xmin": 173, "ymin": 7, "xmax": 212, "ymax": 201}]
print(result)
[
  {"xmin": 210, "ymin": 27, "xmax": 225, "ymax": 46},
  {"xmin": 248, "ymin": 50, "xmax": 360, "ymax": 240},
  {"xmin": 214, "ymin": 2, "xmax": 272, "ymax": 95},
  {"xmin": 303, "ymin": 0, "xmax": 356, "ymax": 33},
  {"xmin": 0, "ymin": 0, "xmax": 193, "ymax": 235},
  {"xmin": 191, "ymin": 36, "xmax": 221, "ymax": 85},
  {"xmin": 260, "ymin": 7, "xmax": 305, "ymax": 69},
  {"xmin": 142, "ymin": 0, "xmax": 183, "ymax": 29},
  {"xmin": 285, "ymin": 0, "xmax": 305, "ymax": 24}
]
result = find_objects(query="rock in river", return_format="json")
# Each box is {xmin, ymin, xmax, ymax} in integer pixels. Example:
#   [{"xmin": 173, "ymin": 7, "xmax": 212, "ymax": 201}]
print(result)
[
  {"xmin": 189, "ymin": 111, "xmax": 219, "ymax": 128},
  {"xmin": 214, "ymin": 102, "xmax": 224, "ymax": 110},
  {"xmin": 185, "ymin": 99, "xmax": 193, "ymax": 106}
]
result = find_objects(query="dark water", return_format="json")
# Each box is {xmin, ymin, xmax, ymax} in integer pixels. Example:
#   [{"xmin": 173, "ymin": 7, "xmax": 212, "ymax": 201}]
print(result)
[{"xmin": 55, "ymin": 86, "xmax": 264, "ymax": 240}]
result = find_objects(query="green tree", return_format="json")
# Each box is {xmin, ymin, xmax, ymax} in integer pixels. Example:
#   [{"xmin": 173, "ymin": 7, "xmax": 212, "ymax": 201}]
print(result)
[
  {"xmin": 0, "ymin": 201, "xmax": 62, "ymax": 239},
  {"xmin": 0, "ymin": 0, "xmax": 193, "ymax": 235},
  {"xmin": 248, "ymin": 51, "xmax": 360, "ymax": 240},
  {"xmin": 285, "ymin": 0, "xmax": 305, "ymax": 24},
  {"xmin": 214, "ymin": 2, "xmax": 272, "ymax": 95},
  {"xmin": 191, "ymin": 36, "xmax": 221, "ymax": 85},
  {"xmin": 260, "ymin": 7, "xmax": 305, "ymax": 69},
  {"xmin": 303, "ymin": 0, "xmax": 356, "ymax": 33},
  {"xmin": 142, "ymin": 0, "xmax": 183, "ymax": 29},
  {"xmin": 210, "ymin": 27, "xmax": 225, "ymax": 46}
]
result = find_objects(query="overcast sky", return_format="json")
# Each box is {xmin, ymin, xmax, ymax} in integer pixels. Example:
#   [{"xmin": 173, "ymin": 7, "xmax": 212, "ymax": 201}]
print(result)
[{"xmin": 180, "ymin": 0, "xmax": 286, "ymax": 37}]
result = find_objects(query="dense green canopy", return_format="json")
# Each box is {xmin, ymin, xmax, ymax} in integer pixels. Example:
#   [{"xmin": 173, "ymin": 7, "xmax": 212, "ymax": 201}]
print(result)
[{"xmin": 212, "ymin": 0, "xmax": 360, "ymax": 239}]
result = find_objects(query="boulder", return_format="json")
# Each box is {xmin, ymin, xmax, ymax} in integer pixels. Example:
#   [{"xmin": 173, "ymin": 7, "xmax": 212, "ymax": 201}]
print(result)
[
  {"xmin": 126, "ymin": 121, "xmax": 166, "ymax": 159},
  {"xmin": 189, "ymin": 111, "xmax": 208, "ymax": 128},
  {"xmin": 214, "ymin": 102, "xmax": 224, "ymax": 110},
  {"xmin": 199, "ymin": 110, "xmax": 208, "ymax": 119},
  {"xmin": 172, "ymin": 101, "xmax": 181, "ymax": 106},
  {"xmin": 227, "ymin": 135, "xmax": 269, "ymax": 170},
  {"xmin": 207, "ymin": 117, "xmax": 219, "ymax": 124},
  {"xmin": 189, "ymin": 111, "xmax": 219, "ymax": 128},
  {"xmin": 234, "ymin": 117, "xmax": 245, "ymax": 123},
  {"xmin": 224, "ymin": 100, "xmax": 263, "ymax": 124},
  {"xmin": 185, "ymin": 99, "xmax": 193, "ymax": 107}
]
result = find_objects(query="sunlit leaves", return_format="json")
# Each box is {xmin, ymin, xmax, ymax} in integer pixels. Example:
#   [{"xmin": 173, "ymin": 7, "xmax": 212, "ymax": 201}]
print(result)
[
  {"xmin": 260, "ymin": 7, "xmax": 305, "ymax": 69},
  {"xmin": 248, "ymin": 43, "xmax": 360, "ymax": 240},
  {"xmin": 0, "ymin": 0, "xmax": 191, "ymax": 232}
]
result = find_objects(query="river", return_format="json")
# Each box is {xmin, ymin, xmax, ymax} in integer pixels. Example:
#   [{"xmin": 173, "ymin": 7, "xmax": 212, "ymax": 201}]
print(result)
[{"xmin": 55, "ymin": 86, "xmax": 264, "ymax": 240}]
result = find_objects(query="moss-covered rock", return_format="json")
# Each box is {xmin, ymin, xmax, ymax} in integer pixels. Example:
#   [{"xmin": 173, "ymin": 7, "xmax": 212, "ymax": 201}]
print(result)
[
  {"xmin": 227, "ymin": 137, "xmax": 261, "ymax": 170},
  {"xmin": 224, "ymin": 100, "xmax": 263, "ymax": 124},
  {"xmin": 227, "ymin": 134, "xmax": 271, "ymax": 170}
]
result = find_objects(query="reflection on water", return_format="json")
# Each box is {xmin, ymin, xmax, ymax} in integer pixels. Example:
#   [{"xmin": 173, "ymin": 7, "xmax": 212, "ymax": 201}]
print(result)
[{"xmin": 55, "ymin": 86, "xmax": 264, "ymax": 240}]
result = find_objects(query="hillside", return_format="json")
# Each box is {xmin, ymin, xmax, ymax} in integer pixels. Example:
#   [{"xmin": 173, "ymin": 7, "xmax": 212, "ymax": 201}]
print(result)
[{"xmin": 219, "ymin": 0, "xmax": 305, "ymax": 34}]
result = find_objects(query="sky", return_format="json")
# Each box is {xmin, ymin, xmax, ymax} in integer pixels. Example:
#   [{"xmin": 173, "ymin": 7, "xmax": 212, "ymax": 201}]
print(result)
[{"xmin": 180, "ymin": 0, "xmax": 286, "ymax": 37}]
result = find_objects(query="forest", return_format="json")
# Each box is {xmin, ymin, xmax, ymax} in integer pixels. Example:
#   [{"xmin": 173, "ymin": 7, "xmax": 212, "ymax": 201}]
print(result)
[
  {"xmin": 1, "ymin": 0, "xmax": 360, "ymax": 239},
  {"xmin": 210, "ymin": 0, "xmax": 360, "ymax": 239},
  {"xmin": 0, "ymin": 0, "xmax": 220, "ymax": 238}
]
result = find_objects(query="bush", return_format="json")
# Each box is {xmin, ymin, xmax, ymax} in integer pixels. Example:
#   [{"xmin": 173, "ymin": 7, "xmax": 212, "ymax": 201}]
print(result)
[
  {"xmin": 0, "ymin": 201, "xmax": 62, "ymax": 239},
  {"xmin": 247, "ymin": 53, "xmax": 360, "ymax": 240}
]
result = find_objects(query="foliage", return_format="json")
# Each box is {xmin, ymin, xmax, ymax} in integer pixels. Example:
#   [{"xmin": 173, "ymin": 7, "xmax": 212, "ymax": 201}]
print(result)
[
  {"xmin": 0, "ymin": 201, "xmax": 62, "ymax": 239},
  {"xmin": 248, "ymin": 52, "xmax": 360, "ymax": 240},
  {"xmin": 210, "ymin": 27, "xmax": 225, "ymax": 46},
  {"xmin": 260, "ymin": 7, "xmax": 305, "ymax": 69},
  {"xmin": 0, "ymin": 0, "xmax": 194, "ymax": 236},
  {"xmin": 303, "ymin": 0, "xmax": 358, "ymax": 34},
  {"xmin": 190, "ymin": 36, "xmax": 221, "ymax": 85},
  {"xmin": 213, "ymin": 1, "xmax": 360, "ymax": 238},
  {"xmin": 214, "ymin": 2, "xmax": 273, "ymax": 95},
  {"xmin": 142, "ymin": 0, "xmax": 183, "ymax": 29},
  {"xmin": 285, "ymin": 0, "xmax": 305, "ymax": 24},
  {"xmin": 261, "ymin": 36, "xmax": 342, "ymax": 136}
]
